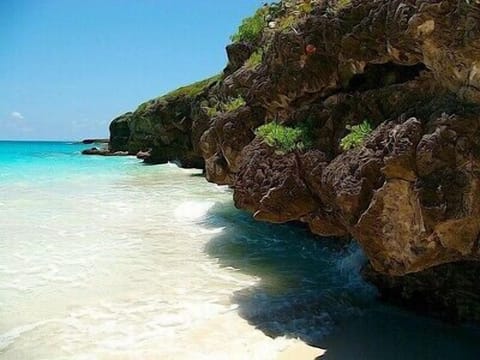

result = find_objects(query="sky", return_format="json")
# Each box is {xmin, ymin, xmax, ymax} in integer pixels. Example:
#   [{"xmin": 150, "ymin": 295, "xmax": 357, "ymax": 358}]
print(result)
[{"xmin": 0, "ymin": 0, "xmax": 265, "ymax": 140}]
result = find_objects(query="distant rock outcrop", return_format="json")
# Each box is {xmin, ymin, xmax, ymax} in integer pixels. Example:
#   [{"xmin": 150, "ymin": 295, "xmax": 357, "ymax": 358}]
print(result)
[
  {"xmin": 81, "ymin": 147, "xmax": 128, "ymax": 156},
  {"xmin": 82, "ymin": 138, "xmax": 109, "ymax": 144}
]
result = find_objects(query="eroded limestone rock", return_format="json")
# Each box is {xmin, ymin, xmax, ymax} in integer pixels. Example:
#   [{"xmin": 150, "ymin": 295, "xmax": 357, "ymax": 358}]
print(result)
[{"xmin": 103, "ymin": 1, "xmax": 480, "ymax": 314}]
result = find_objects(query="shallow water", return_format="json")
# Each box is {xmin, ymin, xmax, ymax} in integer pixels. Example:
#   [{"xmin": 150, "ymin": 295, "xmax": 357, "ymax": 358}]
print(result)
[{"xmin": 0, "ymin": 141, "xmax": 479, "ymax": 359}]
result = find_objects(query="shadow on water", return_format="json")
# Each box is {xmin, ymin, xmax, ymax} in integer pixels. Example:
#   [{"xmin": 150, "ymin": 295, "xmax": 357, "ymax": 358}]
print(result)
[{"xmin": 203, "ymin": 202, "xmax": 480, "ymax": 360}]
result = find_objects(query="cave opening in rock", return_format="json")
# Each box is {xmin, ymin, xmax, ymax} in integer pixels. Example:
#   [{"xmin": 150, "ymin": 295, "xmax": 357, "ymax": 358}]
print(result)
[{"xmin": 347, "ymin": 62, "xmax": 427, "ymax": 92}]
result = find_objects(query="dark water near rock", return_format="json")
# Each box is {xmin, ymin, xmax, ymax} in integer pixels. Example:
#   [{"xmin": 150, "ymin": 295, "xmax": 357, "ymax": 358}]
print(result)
[{"xmin": 205, "ymin": 203, "xmax": 480, "ymax": 359}]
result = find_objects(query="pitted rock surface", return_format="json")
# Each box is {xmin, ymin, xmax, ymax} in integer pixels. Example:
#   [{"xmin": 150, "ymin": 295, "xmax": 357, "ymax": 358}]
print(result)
[{"xmin": 105, "ymin": 1, "xmax": 480, "ymax": 283}]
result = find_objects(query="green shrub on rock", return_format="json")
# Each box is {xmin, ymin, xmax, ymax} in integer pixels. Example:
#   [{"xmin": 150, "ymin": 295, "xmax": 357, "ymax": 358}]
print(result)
[
  {"xmin": 256, "ymin": 122, "xmax": 312, "ymax": 153},
  {"xmin": 340, "ymin": 120, "xmax": 373, "ymax": 150}
]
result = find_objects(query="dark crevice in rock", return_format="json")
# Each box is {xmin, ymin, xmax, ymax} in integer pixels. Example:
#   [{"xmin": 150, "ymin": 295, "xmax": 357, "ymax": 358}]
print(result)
[
  {"xmin": 347, "ymin": 62, "xmax": 427, "ymax": 93},
  {"xmin": 473, "ymin": 232, "xmax": 480, "ymax": 255}
]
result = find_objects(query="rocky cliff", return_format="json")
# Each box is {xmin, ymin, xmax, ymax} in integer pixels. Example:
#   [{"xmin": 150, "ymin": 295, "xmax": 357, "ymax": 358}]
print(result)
[{"xmin": 104, "ymin": 0, "xmax": 480, "ymax": 321}]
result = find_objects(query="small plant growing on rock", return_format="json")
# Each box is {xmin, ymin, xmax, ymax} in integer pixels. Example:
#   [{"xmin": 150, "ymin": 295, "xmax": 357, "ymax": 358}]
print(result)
[
  {"xmin": 340, "ymin": 120, "xmax": 373, "ymax": 150},
  {"xmin": 203, "ymin": 96, "xmax": 246, "ymax": 117},
  {"xmin": 231, "ymin": 7, "xmax": 267, "ymax": 43},
  {"xmin": 204, "ymin": 105, "xmax": 220, "ymax": 118},
  {"xmin": 222, "ymin": 96, "xmax": 246, "ymax": 112},
  {"xmin": 297, "ymin": 0, "xmax": 314, "ymax": 14},
  {"xmin": 256, "ymin": 122, "xmax": 311, "ymax": 153},
  {"xmin": 245, "ymin": 49, "xmax": 263, "ymax": 69},
  {"xmin": 278, "ymin": 14, "xmax": 299, "ymax": 32},
  {"xmin": 328, "ymin": 0, "xmax": 352, "ymax": 14}
]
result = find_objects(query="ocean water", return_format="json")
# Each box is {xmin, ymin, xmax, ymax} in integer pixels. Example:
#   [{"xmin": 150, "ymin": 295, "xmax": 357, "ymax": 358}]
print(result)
[{"xmin": 0, "ymin": 141, "xmax": 479, "ymax": 359}]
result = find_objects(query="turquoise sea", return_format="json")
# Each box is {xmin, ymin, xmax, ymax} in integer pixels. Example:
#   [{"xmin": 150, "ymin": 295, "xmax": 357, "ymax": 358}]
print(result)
[{"xmin": 0, "ymin": 141, "xmax": 479, "ymax": 359}]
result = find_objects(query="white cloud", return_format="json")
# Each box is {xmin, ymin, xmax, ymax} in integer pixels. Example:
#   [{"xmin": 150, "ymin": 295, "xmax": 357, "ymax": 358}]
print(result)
[
  {"xmin": 10, "ymin": 111, "xmax": 24, "ymax": 121},
  {"xmin": 2, "ymin": 111, "xmax": 33, "ymax": 134}
]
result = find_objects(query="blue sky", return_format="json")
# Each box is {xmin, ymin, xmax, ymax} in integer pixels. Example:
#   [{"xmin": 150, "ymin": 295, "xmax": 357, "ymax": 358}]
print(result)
[{"xmin": 0, "ymin": 0, "xmax": 264, "ymax": 140}]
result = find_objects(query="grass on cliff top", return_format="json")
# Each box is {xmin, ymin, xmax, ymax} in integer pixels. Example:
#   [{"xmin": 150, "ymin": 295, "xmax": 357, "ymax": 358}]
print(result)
[
  {"xmin": 136, "ymin": 74, "xmax": 221, "ymax": 113},
  {"xmin": 340, "ymin": 120, "xmax": 373, "ymax": 150},
  {"xmin": 256, "ymin": 122, "xmax": 312, "ymax": 153},
  {"xmin": 231, "ymin": 7, "xmax": 267, "ymax": 43},
  {"xmin": 231, "ymin": 1, "xmax": 317, "ymax": 43},
  {"xmin": 163, "ymin": 74, "xmax": 221, "ymax": 100}
]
